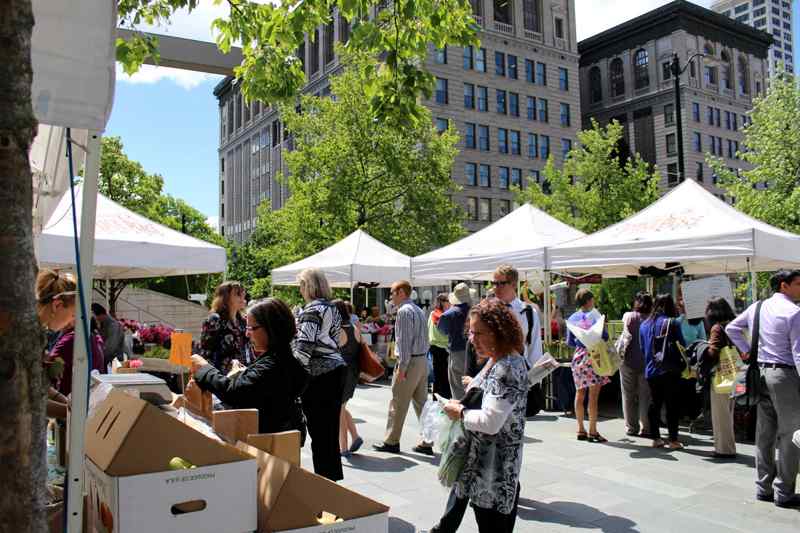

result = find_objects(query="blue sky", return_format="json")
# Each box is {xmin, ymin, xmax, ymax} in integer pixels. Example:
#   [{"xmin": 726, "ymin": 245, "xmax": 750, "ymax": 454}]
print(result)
[{"xmin": 110, "ymin": 0, "xmax": 793, "ymax": 221}]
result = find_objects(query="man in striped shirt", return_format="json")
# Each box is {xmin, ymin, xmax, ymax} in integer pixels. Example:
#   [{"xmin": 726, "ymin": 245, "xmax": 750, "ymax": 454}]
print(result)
[{"xmin": 373, "ymin": 280, "xmax": 433, "ymax": 455}]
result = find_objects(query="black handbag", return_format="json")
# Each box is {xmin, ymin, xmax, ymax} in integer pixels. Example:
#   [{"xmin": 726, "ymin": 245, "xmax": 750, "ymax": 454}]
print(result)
[{"xmin": 736, "ymin": 301, "xmax": 763, "ymax": 407}]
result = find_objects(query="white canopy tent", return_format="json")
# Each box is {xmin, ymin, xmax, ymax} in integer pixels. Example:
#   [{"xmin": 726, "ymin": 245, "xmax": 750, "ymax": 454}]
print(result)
[
  {"xmin": 37, "ymin": 185, "xmax": 227, "ymax": 279},
  {"xmin": 31, "ymin": 0, "xmax": 116, "ymax": 529},
  {"xmin": 547, "ymin": 179, "xmax": 800, "ymax": 276},
  {"xmin": 412, "ymin": 203, "xmax": 585, "ymax": 281},
  {"xmin": 272, "ymin": 229, "xmax": 422, "ymax": 289}
]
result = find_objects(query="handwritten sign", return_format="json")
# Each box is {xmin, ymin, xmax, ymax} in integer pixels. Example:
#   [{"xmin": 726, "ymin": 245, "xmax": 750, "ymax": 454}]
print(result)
[{"xmin": 681, "ymin": 276, "xmax": 735, "ymax": 319}]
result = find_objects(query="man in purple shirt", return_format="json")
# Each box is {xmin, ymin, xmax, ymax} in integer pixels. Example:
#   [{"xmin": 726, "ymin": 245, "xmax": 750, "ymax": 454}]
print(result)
[{"xmin": 726, "ymin": 269, "xmax": 800, "ymax": 508}]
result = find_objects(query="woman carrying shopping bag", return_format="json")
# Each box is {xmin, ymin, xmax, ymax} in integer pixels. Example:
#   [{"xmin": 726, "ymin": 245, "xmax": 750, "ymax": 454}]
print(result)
[
  {"xmin": 704, "ymin": 297, "xmax": 738, "ymax": 458},
  {"xmin": 428, "ymin": 299, "xmax": 529, "ymax": 533}
]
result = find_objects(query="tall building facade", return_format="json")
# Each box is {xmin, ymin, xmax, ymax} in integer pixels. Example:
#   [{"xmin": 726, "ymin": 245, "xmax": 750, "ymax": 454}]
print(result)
[
  {"xmin": 578, "ymin": 0, "xmax": 771, "ymax": 198},
  {"xmin": 712, "ymin": 0, "xmax": 795, "ymax": 74},
  {"xmin": 215, "ymin": 0, "xmax": 581, "ymax": 242}
]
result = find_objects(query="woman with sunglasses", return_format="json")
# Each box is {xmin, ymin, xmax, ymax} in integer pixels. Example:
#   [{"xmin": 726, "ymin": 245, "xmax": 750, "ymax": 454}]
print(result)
[{"xmin": 190, "ymin": 298, "xmax": 308, "ymax": 439}]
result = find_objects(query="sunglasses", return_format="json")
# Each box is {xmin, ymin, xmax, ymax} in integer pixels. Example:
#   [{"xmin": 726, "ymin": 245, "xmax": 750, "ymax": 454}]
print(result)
[{"xmin": 491, "ymin": 280, "xmax": 511, "ymax": 287}]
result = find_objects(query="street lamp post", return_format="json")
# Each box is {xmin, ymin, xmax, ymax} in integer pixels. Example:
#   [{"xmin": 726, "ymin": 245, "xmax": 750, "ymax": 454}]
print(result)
[{"xmin": 670, "ymin": 52, "xmax": 704, "ymax": 182}]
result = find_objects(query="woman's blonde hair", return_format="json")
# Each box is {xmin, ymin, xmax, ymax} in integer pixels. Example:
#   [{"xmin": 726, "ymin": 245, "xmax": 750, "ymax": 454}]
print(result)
[
  {"xmin": 297, "ymin": 268, "xmax": 332, "ymax": 301},
  {"xmin": 36, "ymin": 269, "xmax": 77, "ymax": 319},
  {"xmin": 210, "ymin": 281, "xmax": 244, "ymax": 320}
]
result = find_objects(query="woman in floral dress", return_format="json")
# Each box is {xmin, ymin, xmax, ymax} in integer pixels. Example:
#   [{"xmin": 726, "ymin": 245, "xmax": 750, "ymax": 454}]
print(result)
[
  {"xmin": 566, "ymin": 289, "xmax": 610, "ymax": 443},
  {"xmin": 431, "ymin": 298, "xmax": 529, "ymax": 533},
  {"xmin": 199, "ymin": 281, "xmax": 252, "ymax": 374}
]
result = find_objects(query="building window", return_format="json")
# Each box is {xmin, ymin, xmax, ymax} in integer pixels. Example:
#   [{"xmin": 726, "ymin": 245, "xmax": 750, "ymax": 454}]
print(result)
[
  {"xmin": 479, "ymin": 164, "xmax": 490, "ymax": 186},
  {"xmin": 309, "ymin": 29, "xmax": 320, "ymax": 75},
  {"xmin": 554, "ymin": 17, "xmax": 565, "ymax": 40},
  {"xmin": 561, "ymin": 138, "xmax": 572, "ymax": 159},
  {"xmin": 499, "ymin": 167, "xmax": 510, "ymax": 189},
  {"xmin": 493, "ymin": 0, "xmax": 511, "ymax": 25},
  {"xmin": 634, "ymin": 48, "xmax": 650, "ymax": 89},
  {"xmin": 707, "ymin": 106, "xmax": 714, "ymax": 126},
  {"xmin": 435, "ymin": 118, "xmax": 449, "ymax": 133},
  {"xmin": 478, "ymin": 125, "xmax": 490, "ymax": 151},
  {"xmin": 540, "ymin": 135, "xmax": 550, "ymax": 159},
  {"xmin": 525, "ymin": 59, "xmax": 534, "ymax": 83},
  {"xmin": 272, "ymin": 120, "xmax": 280, "ymax": 146},
  {"xmin": 738, "ymin": 56, "xmax": 750, "ymax": 94},
  {"xmin": 522, "ymin": 0, "xmax": 542, "ymax": 33},
  {"xmin": 498, "ymin": 128, "xmax": 508, "ymax": 153},
  {"xmin": 589, "ymin": 66, "xmax": 602, "ymax": 103},
  {"xmin": 511, "ymin": 168, "xmax": 522, "ymax": 188},
  {"xmin": 509, "ymin": 93, "xmax": 519, "ymax": 117},
  {"xmin": 696, "ymin": 162, "xmax": 704, "ymax": 182},
  {"xmin": 528, "ymin": 133, "xmax": 538, "ymax": 158},
  {"xmin": 324, "ymin": 19, "xmax": 335, "ymax": 64},
  {"xmin": 725, "ymin": 111, "xmax": 732, "ymax": 130},
  {"xmin": 708, "ymin": 134, "xmax": 716, "ymax": 156},
  {"xmin": 662, "ymin": 61, "xmax": 672, "ymax": 81},
  {"xmin": 721, "ymin": 50, "xmax": 732, "ymax": 90},
  {"xmin": 693, "ymin": 131, "xmax": 702, "ymax": 152},
  {"xmin": 435, "ymin": 46, "xmax": 447, "ymax": 64},
  {"xmin": 499, "ymin": 199, "xmax": 511, "ymax": 217},
  {"xmin": 496, "ymin": 90, "xmax": 507, "ymax": 114},
  {"xmin": 536, "ymin": 62, "xmax": 547, "ymax": 85},
  {"xmin": 704, "ymin": 65, "xmax": 718, "ymax": 86},
  {"xmin": 727, "ymin": 139, "xmax": 735, "ymax": 159},
  {"xmin": 340, "ymin": 16, "xmax": 351, "ymax": 43},
  {"xmin": 666, "ymin": 133, "xmax": 677, "ymax": 156},
  {"xmin": 526, "ymin": 96, "xmax": 536, "ymax": 120},
  {"xmin": 467, "ymin": 197, "xmax": 478, "ymax": 220},
  {"xmin": 610, "ymin": 58, "xmax": 625, "ymax": 97},
  {"xmin": 477, "ymin": 86, "xmax": 488, "ymax": 111},
  {"xmin": 508, "ymin": 55, "xmax": 518, "ymax": 79},
  {"xmin": 465, "ymin": 123, "xmax": 476, "ymax": 148},
  {"xmin": 692, "ymin": 102, "xmax": 700, "ymax": 122},
  {"xmin": 465, "ymin": 163, "xmax": 477, "ymax": 186},
  {"xmin": 495, "ymin": 51, "xmax": 505, "ymax": 76},
  {"xmin": 560, "ymin": 103, "xmax": 571, "ymax": 126},
  {"xmin": 464, "ymin": 83, "xmax": 475, "ymax": 109},
  {"xmin": 667, "ymin": 163, "xmax": 679, "ymax": 185},
  {"xmin": 510, "ymin": 130, "xmax": 521, "ymax": 155},
  {"xmin": 559, "ymin": 67, "xmax": 569, "ymax": 91},
  {"xmin": 664, "ymin": 104, "xmax": 674, "ymax": 126},
  {"xmin": 469, "ymin": 0, "xmax": 483, "ymax": 18},
  {"xmin": 732, "ymin": 113, "xmax": 738, "ymax": 131},
  {"xmin": 475, "ymin": 47, "xmax": 487, "ymax": 72},
  {"xmin": 479, "ymin": 198, "xmax": 491, "ymax": 221},
  {"xmin": 715, "ymin": 108, "xmax": 721, "ymax": 128},
  {"xmin": 435, "ymin": 78, "xmax": 448, "ymax": 104},
  {"xmin": 538, "ymin": 98, "xmax": 548, "ymax": 122}
]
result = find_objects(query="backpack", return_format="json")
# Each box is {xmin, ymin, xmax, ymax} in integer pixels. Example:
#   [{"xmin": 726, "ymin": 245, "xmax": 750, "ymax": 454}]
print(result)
[
  {"xmin": 521, "ymin": 304, "xmax": 535, "ymax": 347},
  {"xmin": 652, "ymin": 318, "xmax": 685, "ymax": 374}
]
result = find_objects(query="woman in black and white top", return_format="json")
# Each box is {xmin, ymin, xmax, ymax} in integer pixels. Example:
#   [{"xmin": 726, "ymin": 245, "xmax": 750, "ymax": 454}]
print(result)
[{"xmin": 294, "ymin": 268, "xmax": 347, "ymax": 481}]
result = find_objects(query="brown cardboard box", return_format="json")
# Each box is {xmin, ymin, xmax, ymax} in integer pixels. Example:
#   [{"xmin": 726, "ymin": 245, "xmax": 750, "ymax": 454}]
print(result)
[
  {"xmin": 243, "ymin": 431, "xmax": 301, "ymax": 467},
  {"xmin": 83, "ymin": 389, "xmax": 257, "ymax": 533},
  {"xmin": 236, "ymin": 440, "xmax": 389, "ymax": 533},
  {"xmin": 212, "ymin": 409, "xmax": 259, "ymax": 444}
]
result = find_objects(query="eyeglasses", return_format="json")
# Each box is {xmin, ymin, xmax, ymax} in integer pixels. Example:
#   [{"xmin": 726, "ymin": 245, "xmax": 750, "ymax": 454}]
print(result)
[
  {"xmin": 245, "ymin": 325, "xmax": 262, "ymax": 332},
  {"xmin": 491, "ymin": 280, "xmax": 511, "ymax": 288}
]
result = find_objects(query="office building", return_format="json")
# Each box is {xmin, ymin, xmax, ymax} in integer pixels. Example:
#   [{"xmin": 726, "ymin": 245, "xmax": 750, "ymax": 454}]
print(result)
[
  {"xmin": 215, "ymin": 0, "xmax": 581, "ymax": 242},
  {"xmin": 712, "ymin": 0, "xmax": 795, "ymax": 74},
  {"xmin": 579, "ymin": 0, "xmax": 771, "ymax": 198}
]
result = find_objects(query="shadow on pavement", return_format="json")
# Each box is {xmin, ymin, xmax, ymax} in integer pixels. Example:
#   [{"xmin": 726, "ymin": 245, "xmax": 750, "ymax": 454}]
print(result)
[
  {"xmin": 517, "ymin": 498, "xmax": 638, "ymax": 532},
  {"xmin": 344, "ymin": 454, "xmax": 419, "ymax": 472},
  {"xmin": 682, "ymin": 447, "xmax": 756, "ymax": 467},
  {"xmin": 603, "ymin": 441, "xmax": 680, "ymax": 461},
  {"xmin": 388, "ymin": 516, "xmax": 416, "ymax": 533}
]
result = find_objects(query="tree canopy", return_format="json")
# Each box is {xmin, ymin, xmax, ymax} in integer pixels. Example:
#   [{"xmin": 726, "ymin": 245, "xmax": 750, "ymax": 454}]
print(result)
[{"xmin": 117, "ymin": 0, "xmax": 479, "ymax": 124}]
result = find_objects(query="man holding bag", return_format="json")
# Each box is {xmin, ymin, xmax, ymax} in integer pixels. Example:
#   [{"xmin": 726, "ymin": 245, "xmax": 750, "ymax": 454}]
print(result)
[{"xmin": 726, "ymin": 269, "xmax": 800, "ymax": 508}]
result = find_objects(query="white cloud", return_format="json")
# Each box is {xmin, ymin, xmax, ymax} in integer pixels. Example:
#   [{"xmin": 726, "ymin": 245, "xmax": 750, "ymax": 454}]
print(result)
[
  {"xmin": 576, "ymin": 0, "xmax": 714, "ymax": 41},
  {"xmin": 116, "ymin": 63, "xmax": 222, "ymax": 90},
  {"xmin": 206, "ymin": 216, "xmax": 220, "ymax": 231}
]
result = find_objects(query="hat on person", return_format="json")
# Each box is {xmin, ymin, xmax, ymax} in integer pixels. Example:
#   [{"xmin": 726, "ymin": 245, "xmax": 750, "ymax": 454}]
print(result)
[{"xmin": 449, "ymin": 283, "xmax": 473, "ymax": 306}]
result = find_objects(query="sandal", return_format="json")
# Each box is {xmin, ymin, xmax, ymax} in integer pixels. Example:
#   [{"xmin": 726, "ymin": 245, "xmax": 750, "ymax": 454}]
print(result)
[
  {"xmin": 652, "ymin": 439, "xmax": 666, "ymax": 448},
  {"xmin": 588, "ymin": 433, "xmax": 608, "ymax": 443},
  {"xmin": 577, "ymin": 431, "xmax": 588, "ymax": 441},
  {"xmin": 668, "ymin": 441, "xmax": 684, "ymax": 450}
]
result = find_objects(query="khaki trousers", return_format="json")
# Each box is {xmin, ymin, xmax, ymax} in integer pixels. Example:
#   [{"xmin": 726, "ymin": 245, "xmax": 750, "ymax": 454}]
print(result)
[
  {"xmin": 384, "ymin": 356, "xmax": 429, "ymax": 445},
  {"xmin": 710, "ymin": 389, "xmax": 736, "ymax": 455},
  {"xmin": 619, "ymin": 364, "xmax": 651, "ymax": 435}
]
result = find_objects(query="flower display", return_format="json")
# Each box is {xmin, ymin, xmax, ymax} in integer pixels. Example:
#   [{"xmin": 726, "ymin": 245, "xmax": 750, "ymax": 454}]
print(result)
[{"xmin": 138, "ymin": 323, "xmax": 175, "ymax": 347}]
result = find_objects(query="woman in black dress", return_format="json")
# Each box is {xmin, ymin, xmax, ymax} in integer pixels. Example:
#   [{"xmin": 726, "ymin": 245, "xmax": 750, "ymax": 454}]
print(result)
[{"xmin": 333, "ymin": 300, "xmax": 364, "ymax": 457}]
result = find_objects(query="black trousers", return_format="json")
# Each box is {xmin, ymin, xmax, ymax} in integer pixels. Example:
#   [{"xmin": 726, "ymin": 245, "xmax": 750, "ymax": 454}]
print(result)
[
  {"xmin": 301, "ymin": 365, "xmax": 345, "ymax": 481},
  {"xmin": 647, "ymin": 373, "xmax": 682, "ymax": 442},
  {"xmin": 430, "ymin": 345, "xmax": 451, "ymax": 399},
  {"xmin": 433, "ymin": 484, "xmax": 520, "ymax": 533}
]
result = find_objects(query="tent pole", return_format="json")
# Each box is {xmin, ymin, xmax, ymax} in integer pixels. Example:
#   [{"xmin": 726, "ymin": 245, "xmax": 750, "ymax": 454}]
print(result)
[
  {"xmin": 748, "ymin": 257, "xmax": 756, "ymax": 305},
  {"xmin": 543, "ymin": 271, "xmax": 552, "ymax": 344},
  {"xmin": 105, "ymin": 278, "xmax": 111, "ymax": 310},
  {"xmin": 67, "ymin": 131, "xmax": 102, "ymax": 533}
]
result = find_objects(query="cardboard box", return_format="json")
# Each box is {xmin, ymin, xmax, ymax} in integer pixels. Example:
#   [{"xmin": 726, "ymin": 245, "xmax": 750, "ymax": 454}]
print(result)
[
  {"xmin": 212, "ymin": 409, "xmax": 259, "ymax": 444},
  {"xmin": 242, "ymin": 431, "xmax": 301, "ymax": 467},
  {"xmin": 237, "ymin": 441, "xmax": 389, "ymax": 533},
  {"xmin": 84, "ymin": 389, "xmax": 257, "ymax": 533}
]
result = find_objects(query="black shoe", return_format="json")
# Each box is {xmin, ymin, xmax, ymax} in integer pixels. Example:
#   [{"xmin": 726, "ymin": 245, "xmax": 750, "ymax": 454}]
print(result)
[
  {"xmin": 775, "ymin": 495, "xmax": 800, "ymax": 509},
  {"xmin": 372, "ymin": 442, "xmax": 400, "ymax": 453},
  {"xmin": 412, "ymin": 444, "xmax": 435, "ymax": 456},
  {"xmin": 712, "ymin": 453, "xmax": 737, "ymax": 460},
  {"xmin": 756, "ymin": 493, "xmax": 774, "ymax": 503}
]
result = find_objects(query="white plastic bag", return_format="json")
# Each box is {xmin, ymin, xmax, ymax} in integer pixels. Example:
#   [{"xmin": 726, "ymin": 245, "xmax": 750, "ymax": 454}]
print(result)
[
  {"xmin": 437, "ymin": 419, "xmax": 468, "ymax": 487},
  {"xmin": 420, "ymin": 399, "xmax": 446, "ymax": 444}
]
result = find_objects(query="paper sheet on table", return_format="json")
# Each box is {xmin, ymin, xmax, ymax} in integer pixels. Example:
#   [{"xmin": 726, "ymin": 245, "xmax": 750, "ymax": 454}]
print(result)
[{"xmin": 565, "ymin": 315, "xmax": 606, "ymax": 349}]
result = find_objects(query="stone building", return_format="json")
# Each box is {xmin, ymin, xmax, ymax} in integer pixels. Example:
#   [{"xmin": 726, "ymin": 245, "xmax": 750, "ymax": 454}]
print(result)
[
  {"xmin": 215, "ymin": 0, "xmax": 581, "ymax": 242},
  {"xmin": 578, "ymin": 0, "xmax": 772, "ymax": 198}
]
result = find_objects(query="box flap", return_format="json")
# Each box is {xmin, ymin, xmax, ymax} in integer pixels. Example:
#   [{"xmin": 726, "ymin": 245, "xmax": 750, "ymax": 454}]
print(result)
[
  {"xmin": 236, "ymin": 443, "xmax": 293, "ymax": 533},
  {"xmin": 85, "ymin": 389, "xmax": 251, "ymax": 476},
  {"xmin": 269, "ymin": 466, "xmax": 389, "ymax": 531},
  {"xmin": 212, "ymin": 409, "xmax": 259, "ymax": 444},
  {"xmin": 245, "ymin": 431, "xmax": 301, "ymax": 467}
]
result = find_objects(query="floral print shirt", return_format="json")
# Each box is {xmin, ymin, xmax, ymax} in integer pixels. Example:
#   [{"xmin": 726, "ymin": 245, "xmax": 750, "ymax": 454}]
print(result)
[
  {"xmin": 454, "ymin": 354, "xmax": 529, "ymax": 513},
  {"xmin": 200, "ymin": 313, "xmax": 253, "ymax": 374}
]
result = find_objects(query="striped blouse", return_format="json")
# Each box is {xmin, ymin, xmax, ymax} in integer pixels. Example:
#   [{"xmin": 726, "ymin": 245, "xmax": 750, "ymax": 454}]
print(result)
[{"xmin": 293, "ymin": 299, "xmax": 346, "ymax": 376}]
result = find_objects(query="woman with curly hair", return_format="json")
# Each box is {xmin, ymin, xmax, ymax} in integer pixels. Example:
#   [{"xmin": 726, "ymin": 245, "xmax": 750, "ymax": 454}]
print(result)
[
  {"xmin": 199, "ymin": 281, "xmax": 253, "ymax": 374},
  {"xmin": 430, "ymin": 298, "xmax": 529, "ymax": 533}
]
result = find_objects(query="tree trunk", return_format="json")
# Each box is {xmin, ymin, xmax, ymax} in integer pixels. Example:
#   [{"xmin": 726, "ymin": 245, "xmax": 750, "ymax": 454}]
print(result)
[{"xmin": 0, "ymin": 1, "xmax": 48, "ymax": 532}]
